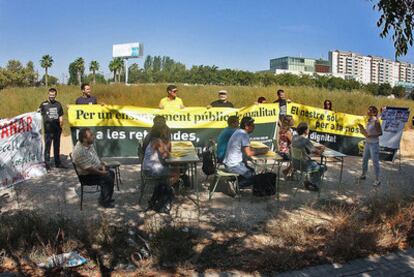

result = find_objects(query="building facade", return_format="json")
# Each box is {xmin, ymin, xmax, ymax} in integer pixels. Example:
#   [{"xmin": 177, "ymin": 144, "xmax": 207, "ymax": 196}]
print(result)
[
  {"xmin": 329, "ymin": 50, "xmax": 414, "ymax": 87},
  {"xmin": 269, "ymin": 56, "xmax": 330, "ymax": 76}
]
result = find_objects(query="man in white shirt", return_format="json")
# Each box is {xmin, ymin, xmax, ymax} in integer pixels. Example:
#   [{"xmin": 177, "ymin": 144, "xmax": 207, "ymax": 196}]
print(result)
[
  {"xmin": 223, "ymin": 116, "xmax": 256, "ymax": 187},
  {"xmin": 72, "ymin": 128, "xmax": 115, "ymax": 208}
]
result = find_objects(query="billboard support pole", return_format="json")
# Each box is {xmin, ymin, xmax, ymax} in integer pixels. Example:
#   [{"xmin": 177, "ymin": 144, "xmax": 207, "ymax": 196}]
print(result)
[{"xmin": 125, "ymin": 58, "xmax": 128, "ymax": 85}]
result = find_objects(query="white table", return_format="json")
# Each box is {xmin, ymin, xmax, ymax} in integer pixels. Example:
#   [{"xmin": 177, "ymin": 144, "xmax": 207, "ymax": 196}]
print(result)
[
  {"xmin": 165, "ymin": 141, "xmax": 200, "ymax": 207},
  {"xmin": 312, "ymin": 141, "xmax": 347, "ymax": 186}
]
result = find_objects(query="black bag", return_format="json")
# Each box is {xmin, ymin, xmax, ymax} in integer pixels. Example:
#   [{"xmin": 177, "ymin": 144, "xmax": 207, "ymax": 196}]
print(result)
[
  {"xmin": 147, "ymin": 182, "xmax": 174, "ymax": 214},
  {"xmin": 202, "ymin": 149, "xmax": 215, "ymax": 176},
  {"xmin": 252, "ymin": 173, "xmax": 277, "ymax": 196}
]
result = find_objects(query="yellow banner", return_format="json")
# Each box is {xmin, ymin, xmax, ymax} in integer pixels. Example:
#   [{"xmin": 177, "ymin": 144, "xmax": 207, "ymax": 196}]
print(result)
[
  {"xmin": 68, "ymin": 104, "xmax": 280, "ymax": 128},
  {"xmin": 287, "ymin": 103, "xmax": 366, "ymax": 138}
]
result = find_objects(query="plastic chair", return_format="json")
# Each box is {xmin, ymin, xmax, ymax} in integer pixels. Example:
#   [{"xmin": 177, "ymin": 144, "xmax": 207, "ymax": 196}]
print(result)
[{"xmin": 208, "ymin": 140, "xmax": 240, "ymax": 200}]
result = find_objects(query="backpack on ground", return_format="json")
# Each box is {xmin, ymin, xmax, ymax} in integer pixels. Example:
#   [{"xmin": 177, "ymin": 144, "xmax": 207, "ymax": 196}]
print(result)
[
  {"xmin": 147, "ymin": 182, "xmax": 174, "ymax": 214},
  {"xmin": 202, "ymin": 142, "xmax": 216, "ymax": 176},
  {"xmin": 251, "ymin": 173, "xmax": 277, "ymax": 196}
]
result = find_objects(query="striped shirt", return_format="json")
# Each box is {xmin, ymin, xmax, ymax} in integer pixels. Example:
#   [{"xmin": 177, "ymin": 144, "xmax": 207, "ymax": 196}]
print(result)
[{"xmin": 72, "ymin": 141, "xmax": 101, "ymax": 175}]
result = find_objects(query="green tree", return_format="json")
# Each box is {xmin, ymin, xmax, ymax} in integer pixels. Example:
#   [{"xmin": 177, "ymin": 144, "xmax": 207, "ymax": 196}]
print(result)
[
  {"xmin": 392, "ymin": 85, "xmax": 406, "ymax": 98},
  {"xmin": 128, "ymin": 63, "xmax": 142, "ymax": 83},
  {"xmin": 86, "ymin": 73, "xmax": 106, "ymax": 84},
  {"xmin": 40, "ymin": 55, "xmax": 53, "ymax": 87},
  {"xmin": 68, "ymin": 61, "xmax": 78, "ymax": 85},
  {"xmin": 374, "ymin": 0, "xmax": 414, "ymax": 58},
  {"xmin": 40, "ymin": 74, "xmax": 58, "ymax": 86},
  {"xmin": 73, "ymin": 57, "xmax": 85, "ymax": 85},
  {"xmin": 108, "ymin": 58, "xmax": 124, "ymax": 82},
  {"xmin": 89, "ymin": 60, "xmax": 100, "ymax": 84},
  {"xmin": 24, "ymin": 61, "xmax": 38, "ymax": 86},
  {"xmin": 377, "ymin": 83, "xmax": 393, "ymax": 96}
]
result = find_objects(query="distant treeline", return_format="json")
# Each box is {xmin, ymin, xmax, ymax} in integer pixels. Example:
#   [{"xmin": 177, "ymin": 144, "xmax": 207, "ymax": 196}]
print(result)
[{"xmin": 0, "ymin": 56, "xmax": 408, "ymax": 98}]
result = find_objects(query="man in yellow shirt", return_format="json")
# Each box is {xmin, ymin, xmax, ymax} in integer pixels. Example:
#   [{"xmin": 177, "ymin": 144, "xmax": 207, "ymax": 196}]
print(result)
[{"xmin": 159, "ymin": 85, "xmax": 185, "ymax": 109}]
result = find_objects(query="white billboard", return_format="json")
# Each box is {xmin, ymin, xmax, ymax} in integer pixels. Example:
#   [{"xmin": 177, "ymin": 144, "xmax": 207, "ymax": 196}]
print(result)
[{"xmin": 112, "ymin": 42, "xmax": 143, "ymax": 58}]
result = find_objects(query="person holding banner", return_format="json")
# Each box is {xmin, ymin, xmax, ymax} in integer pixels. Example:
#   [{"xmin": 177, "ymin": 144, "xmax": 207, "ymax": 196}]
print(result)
[
  {"xmin": 159, "ymin": 85, "xmax": 185, "ymax": 109},
  {"xmin": 223, "ymin": 116, "xmax": 257, "ymax": 187},
  {"xmin": 273, "ymin": 89, "xmax": 291, "ymax": 119},
  {"xmin": 210, "ymin": 90, "xmax": 234, "ymax": 108},
  {"xmin": 72, "ymin": 128, "xmax": 115, "ymax": 208},
  {"xmin": 38, "ymin": 88, "xmax": 64, "ymax": 169},
  {"xmin": 323, "ymin": 100, "xmax": 333, "ymax": 111},
  {"xmin": 358, "ymin": 106, "xmax": 382, "ymax": 186},
  {"xmin": 75, "ymin": 83, "xmax": 97, "ymax": 105}
]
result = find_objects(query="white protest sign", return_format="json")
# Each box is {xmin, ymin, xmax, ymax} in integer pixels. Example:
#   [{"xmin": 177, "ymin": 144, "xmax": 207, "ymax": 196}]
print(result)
[{"xmin": 0, "ymin": 112, "xmax": 46, "ymax": 189}]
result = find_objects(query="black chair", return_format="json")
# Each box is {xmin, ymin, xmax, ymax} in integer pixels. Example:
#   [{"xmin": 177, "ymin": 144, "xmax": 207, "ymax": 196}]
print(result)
[{"xmin": 69, "ymin": 153, "xmax": 101, "ymax": 210}]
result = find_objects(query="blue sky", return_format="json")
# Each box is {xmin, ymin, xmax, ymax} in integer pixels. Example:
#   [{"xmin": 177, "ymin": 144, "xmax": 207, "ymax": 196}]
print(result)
[{"xmin": 1, "ymin": 0, "xmax": 412, "ymax": 81}]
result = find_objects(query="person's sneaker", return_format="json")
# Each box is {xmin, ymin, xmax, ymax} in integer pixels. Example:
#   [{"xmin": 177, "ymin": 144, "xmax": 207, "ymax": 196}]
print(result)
[
  {"xmin": 359, "ymin": 175, "xmax": 366, "ymax": 180},
  {"xmin": 304, "ymin": 181, "xmax": 320, "ymax": 192},
  {"xmin": 224, "ymin": 181, "xmax": 237, "ymax": 198},
  {"xmin": 373, "ymin": 180, "xmax": 381, "ymax": 186}
]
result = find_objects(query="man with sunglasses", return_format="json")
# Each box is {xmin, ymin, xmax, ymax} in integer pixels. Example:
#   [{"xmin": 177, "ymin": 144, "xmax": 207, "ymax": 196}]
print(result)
[{"xmin": 159, "ymin": 85, "xmax": 185, "ymax": 109}]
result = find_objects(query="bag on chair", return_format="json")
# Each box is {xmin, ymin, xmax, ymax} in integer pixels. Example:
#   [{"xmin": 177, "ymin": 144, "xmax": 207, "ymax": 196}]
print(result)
[
  {"xmin": 251, "ymin": 173, "xmax": 277, "ymax": 196},
  {"xmin": 202, "ymin": 149, "xmax": 215, "ymax": 176}
]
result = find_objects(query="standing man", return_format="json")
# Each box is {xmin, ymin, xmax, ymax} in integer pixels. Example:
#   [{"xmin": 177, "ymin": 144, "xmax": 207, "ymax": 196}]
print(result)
[
  {"xmin": 273, "ymin": 89, "xmax": 291, "ymax": 119},
  {"xmin": 159, "ymin": 85, "xmax": 185, "ymax": 109},
  {"xmin": 72, "ymin": 128, "xmax": 115, "ymax": 208},
  {"xmin": 223, "ymin": 116, "xmax": 257, "ymax": 187},
  {"xmin": 210, "ymin": 90, "xmax": 234, "ymax": 108},
  {"xmin": 75, "ymin": 83, "xmax": 97, "ymax": 104},
  {"xmin": 38, "ymin": 88, "xmax": 64, "ymax": 169}
]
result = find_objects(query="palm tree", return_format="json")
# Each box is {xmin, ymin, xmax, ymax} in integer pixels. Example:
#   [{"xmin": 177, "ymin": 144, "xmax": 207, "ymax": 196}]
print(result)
[
  {"xmin": 74, "ymin": 57, "xmax": 85, "ymax": 85},
  {"xmin": 109, "ymin": 58, "xmax": 124, "ymax": 82},
  {"xmin": 109, "ymin": 59, "xmax": 117, "ymax": 82},
  {"xmin": 89, "ymin": 60, "xmax": 99, "ymax": 84},
  {"xmin": 40, "ymin": 55, "xmax": 54, "ymax": 87}
]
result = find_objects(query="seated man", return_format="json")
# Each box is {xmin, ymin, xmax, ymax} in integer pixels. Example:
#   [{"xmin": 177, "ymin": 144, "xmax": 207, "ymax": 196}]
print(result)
[
  {"xmin": 216, "ymin": 115, "xmax": 239, "ymax": 163},
  {"xmin": 223, "ymin": 116, "xmax": 256, "ymax": 187},
  {"xmin": 291, "ymin": 122, "xmax": 327, "ymax": 191},
  {"xmin": 72, "ymin": 128, "xmax": 115, "ymax": 208}
]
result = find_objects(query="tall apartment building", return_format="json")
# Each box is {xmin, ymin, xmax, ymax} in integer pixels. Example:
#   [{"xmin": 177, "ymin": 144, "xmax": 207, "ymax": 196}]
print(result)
[{"xmin": 329, "ymin": 50, "xmax": 414, "ymax": 87}]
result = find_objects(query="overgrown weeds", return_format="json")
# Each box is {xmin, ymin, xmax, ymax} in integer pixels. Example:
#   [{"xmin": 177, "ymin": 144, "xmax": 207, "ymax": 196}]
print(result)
[{"xmin": 2, "ymin": 190, "xmax": 414, "ymax": 274}]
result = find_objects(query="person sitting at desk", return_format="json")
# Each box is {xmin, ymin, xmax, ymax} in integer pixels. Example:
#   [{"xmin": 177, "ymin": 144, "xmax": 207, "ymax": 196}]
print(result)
[
  {"xmin": 223, "ymin": 116, "xmax": 257, "ymax": 187},
  {"xmin": 291, "ymin": 122, "xmax": 327, "ymax": 191},
  {"xmin": 72, "ymin": 128, "xmax": 115, "ymax": 208},
  {"xmin": 142, "ymin": 121, "xmax": 181, "ymax": 185},
  {"xmin": 142, "ymin": 115, "xmax": 171, "ymax": 155},
  {"xmin": 216, "ymin": 115, "xmax": 239, "ymax": 163}
]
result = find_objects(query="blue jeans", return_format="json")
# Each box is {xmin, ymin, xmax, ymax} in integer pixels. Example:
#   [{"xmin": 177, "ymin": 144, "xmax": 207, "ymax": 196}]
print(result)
[
  {"xmin": 362, "ymin": 142, "xmax": 380, "ymax": 179},
  {"xmin": 225, "ymin": 162, "xmax": 255, "ymax": 187}
]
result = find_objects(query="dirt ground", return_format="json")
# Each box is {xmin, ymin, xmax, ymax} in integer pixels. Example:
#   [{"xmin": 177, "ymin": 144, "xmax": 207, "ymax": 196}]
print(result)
[{"xmin": 1, "ymin": 130, "xmax": 414, "ymax": 275}]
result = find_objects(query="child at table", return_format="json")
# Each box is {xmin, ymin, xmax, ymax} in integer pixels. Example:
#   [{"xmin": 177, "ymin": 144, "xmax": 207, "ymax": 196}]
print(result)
[{"xmin": 278, "ymin": 116, "xmax": 294, "ymax": 177}]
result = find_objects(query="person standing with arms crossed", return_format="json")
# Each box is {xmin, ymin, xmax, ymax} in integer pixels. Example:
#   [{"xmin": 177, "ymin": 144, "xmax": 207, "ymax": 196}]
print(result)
[
  {"xmin": 358, "ymin": 106, "xmax": 382, "ymax": 186},
  {"xmin": 38, "ymin": 88, "xmax": 65, "ymax": 169}
]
